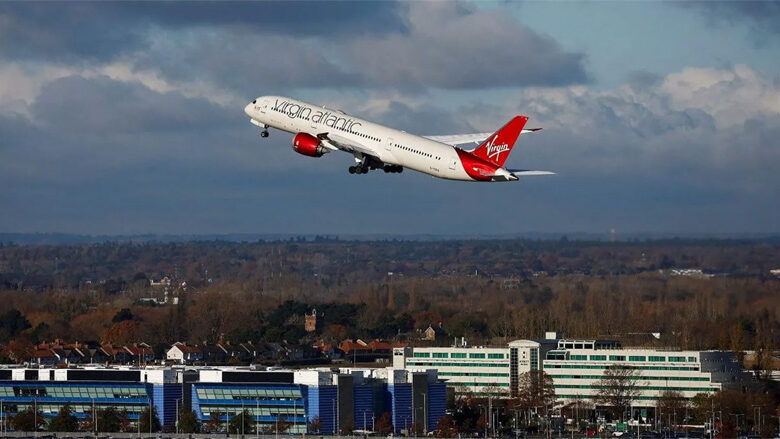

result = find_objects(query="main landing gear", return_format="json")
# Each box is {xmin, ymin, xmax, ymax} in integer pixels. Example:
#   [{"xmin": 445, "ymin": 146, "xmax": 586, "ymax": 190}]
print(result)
[
  {"xmin": 348, "ymin": 164, "xmax": 403, "ymax": 175},
  {"xmin": 348, "ymin": 165, "xmax": 369, "ymax": 174},
  {"xmin": 260, "ymin": 130, "xmax": 269, "ymax": 138}
]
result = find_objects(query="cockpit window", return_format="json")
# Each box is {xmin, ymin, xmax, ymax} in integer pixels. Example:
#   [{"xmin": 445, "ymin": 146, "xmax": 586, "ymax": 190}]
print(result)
[{"xmin": 252, "ymin": 100, "xmax": 256, "ymax": 104}]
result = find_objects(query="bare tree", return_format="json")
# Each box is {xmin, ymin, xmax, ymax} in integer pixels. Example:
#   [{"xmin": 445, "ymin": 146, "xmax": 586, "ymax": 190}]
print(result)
[
  {"xmin": 516, "ymin": 370, "xmax": 556, "ymax": 410},
  {"xmin": 656, "ymin": 390, "xmax": 687, "ymax": 428},
  {"xmin": 594, "ymin": 366, "xmax": 640, "ymax": 421}
]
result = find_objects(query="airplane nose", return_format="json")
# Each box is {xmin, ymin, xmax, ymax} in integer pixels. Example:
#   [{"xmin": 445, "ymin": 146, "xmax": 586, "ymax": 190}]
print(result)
[{"xmin": 244, "ymin": 103, "xmax": 253, "ymax": 117}]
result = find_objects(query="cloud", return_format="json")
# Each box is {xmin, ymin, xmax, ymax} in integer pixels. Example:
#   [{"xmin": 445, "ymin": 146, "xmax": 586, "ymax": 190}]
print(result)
[
  {"xmin": 447, "ymin": 65, "xmax": 780, "ymax": 195},
  {"xmin": 0, "ymin": 2, "xmax": 404, "ymax": 63},
  {"xmin": 0, "ymin": 1, "xmax": 588, "ymax": 96},
  {"xmin": 350, "ymin": 2, "xmax": 589, "ymax": 89},
  {"xmin": 681, "ymin": 1, "xmax": 780, "ymax": 37}
]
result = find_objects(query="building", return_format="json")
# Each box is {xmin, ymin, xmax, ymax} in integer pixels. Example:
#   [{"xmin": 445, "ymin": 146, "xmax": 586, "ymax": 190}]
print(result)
[
  {"xmin": 192, "ymin": 367, "xmax": 445, "ymax": 435},
  {"xmin": 0, "ymin": 365, "xmax": 446, "ymax": 435},
  {"xmin": 394, "ymin": 333, "xmax": 745, "ymax": 404},
  {"xmin": 166, "ymin": 343, "xmax": 204, "ymax": 364},
  {"xmin": 542, "ymin": 339, "xmax": 746, "ymax": 407},
  {"xmin": 394, "ymin": 340, "xmax": 546, "ymax": 397},
  {"xmin": 305, "ymin": 309, "xmax": 318, "ymax": 332},
  {"xmin": 0, "ymin": 366, "xmax": 182, "ymax": 429}
]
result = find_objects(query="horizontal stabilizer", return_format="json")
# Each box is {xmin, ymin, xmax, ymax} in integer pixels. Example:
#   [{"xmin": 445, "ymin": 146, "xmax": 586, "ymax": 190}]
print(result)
[{"xmin": 509, "ymin": 169, "xmax": 556, "ymax": 177}]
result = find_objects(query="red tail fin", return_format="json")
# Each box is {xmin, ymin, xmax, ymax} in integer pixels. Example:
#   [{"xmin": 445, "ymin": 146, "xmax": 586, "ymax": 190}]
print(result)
[{"xmin": 471, "ymin": 116, "xmax": 528, "ymax": 167}]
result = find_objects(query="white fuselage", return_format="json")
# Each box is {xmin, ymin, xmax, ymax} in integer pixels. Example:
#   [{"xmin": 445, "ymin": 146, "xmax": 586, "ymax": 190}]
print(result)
[{"xmin": 244, "ymin": 96, "xmax": 476, "ymax": 181}]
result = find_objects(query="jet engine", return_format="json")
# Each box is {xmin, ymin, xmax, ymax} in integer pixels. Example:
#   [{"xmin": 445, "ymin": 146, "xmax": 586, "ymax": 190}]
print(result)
[{"xmin": 292, "ymin": 133, "xmax": 327, "ymax": 157}]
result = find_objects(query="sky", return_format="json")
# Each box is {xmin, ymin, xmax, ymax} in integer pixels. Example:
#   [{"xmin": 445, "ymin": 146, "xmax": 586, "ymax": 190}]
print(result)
[{"xmin": 0, "ymin": 1, "xmax": 779, "ymax": 237}]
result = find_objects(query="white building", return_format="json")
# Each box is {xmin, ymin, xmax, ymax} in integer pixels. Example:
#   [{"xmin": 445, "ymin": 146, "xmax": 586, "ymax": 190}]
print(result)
[
  {"xmin": 394, "ymin": 334, "xmax": 746, "ymax": 403},
  {"xmin": 393, "ymin": 339, "xmax": 548, "ymax": 397},
  {"xmin": 543, "ymin": 339, "xmax": 745, "ymax": 407}
]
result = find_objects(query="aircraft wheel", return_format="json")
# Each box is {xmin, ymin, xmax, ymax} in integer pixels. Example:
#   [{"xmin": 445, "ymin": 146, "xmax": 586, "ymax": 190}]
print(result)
[
  {"xmin": 348, "ymin": 166, "xmax": 356, "ymax": 174},
  {"xmin": 260, "ymin": 130, "xmax": 269, "ymax": 138}
]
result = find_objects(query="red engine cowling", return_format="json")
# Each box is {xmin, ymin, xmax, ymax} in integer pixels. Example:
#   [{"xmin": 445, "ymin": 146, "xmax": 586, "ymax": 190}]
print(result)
[{"xmin": 292, "ymin": 133, "xmax": 326, "ymax": 157}]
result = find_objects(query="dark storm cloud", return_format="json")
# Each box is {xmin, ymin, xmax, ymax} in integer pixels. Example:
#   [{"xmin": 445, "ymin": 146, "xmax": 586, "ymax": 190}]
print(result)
[
  {"xmin": 681, "ymin": 1, "xmax": 780, "ymax": 36},
  {"xmin": 0, "ymin": 1, "xmax": 587, "ymax": 92},
  {"xmin": 0, "ymin": 3, "xmax": 146, "ymax": 63},
  {"xmin": 0, "ymin": 1, "xmax": 404, "ymax": 63},
  {"xmin": 117, "ymin": 1, "xmax": 405, "ymax": 34},
  {"xmin": 133, "ymin": 33, "xmax": 361, "ymax": 92}
]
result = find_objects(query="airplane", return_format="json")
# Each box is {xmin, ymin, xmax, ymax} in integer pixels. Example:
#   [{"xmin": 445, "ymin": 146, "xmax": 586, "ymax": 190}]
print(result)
[{"xmin": 243, "ymin": 96, "xmax": 554, "ymax": 182}]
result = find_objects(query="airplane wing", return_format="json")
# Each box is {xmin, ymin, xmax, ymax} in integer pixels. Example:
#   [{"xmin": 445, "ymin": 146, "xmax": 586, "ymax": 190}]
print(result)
[
  {"xmin": 425, "ymin": 128, "xmax": 542, "ymax": 146},
  {"xmin": 317, "ymin": 132, "xmax": 380, "ymax": 157}
]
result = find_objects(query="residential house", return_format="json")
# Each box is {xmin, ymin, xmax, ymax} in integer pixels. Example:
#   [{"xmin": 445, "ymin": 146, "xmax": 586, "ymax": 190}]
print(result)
[{"xmin": 166, "ymin": 342, "xmax": 204, "ymax": 364}]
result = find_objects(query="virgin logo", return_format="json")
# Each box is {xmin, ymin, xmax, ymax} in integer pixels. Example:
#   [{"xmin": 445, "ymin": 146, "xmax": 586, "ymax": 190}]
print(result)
[{"xmin": 485, "ymin": 135, "xmax": 510, "ymax": 161}]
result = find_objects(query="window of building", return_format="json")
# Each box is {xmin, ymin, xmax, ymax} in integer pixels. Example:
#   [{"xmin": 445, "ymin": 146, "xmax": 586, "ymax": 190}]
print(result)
[
  {"xmin": 669, "ymin": 356, "xmax": 686, "ymax": 362},
  {"xmin": 590, "ymin": 355, "xmax": 607, "ymax": 361},
  {"xmin": 451, "ymin": 353, "xmax": 466, "ymax": 359},
  {"xmin": 488, "ymin": 353, "xmax": 504, "ymax": 359},
  {"xmin": 629, "ymin": 356, "xmax": 647, "ymax": 362},
  {"xmin": 688, "ymin": 356, "xmax": 697, "ymax": 362},
  {"xmin": 609, "ymin": 355, "xmax": 626, "ymax": 361},
  {"xmin": 649, "ymin": 356, "xmax": 665, "ymax": 362},
  {"xmin": 469, "ymin": 353, "xmax": 486, "ymax": 359},
  {"xmin": 570, "ymin": 355, "xmax": 587, "ymax": 361},
  {"xmin": 432, "ymin": 353, "xmax": 448, "ymax": 358},
  {"xmin": 413, "ymin": 352, "xmax": 430, "ymax": 358}
]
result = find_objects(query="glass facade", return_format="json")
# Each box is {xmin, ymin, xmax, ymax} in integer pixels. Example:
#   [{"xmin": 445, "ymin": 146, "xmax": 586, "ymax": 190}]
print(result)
[
  {"xmin": 0, "ymin": 382, "xmax": 156, "ymax": 424},
  {"xmin": 192, "ymin": 383, "xmax": 306, "ymax": 434}
]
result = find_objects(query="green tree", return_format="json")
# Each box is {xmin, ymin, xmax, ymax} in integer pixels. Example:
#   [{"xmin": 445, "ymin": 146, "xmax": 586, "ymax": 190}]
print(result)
[
  {"xmin": 96, "ymin": 407, "xmax": 124, "ymax": 432},
  {"xmin": 48, "ymin": 404, "xmax": 79, "ymax": 432},
  {"xmin": 139, "ymin": 406, "xmax": 161, "ymax": 433},
  {"xmin": 179, "ymin": 410, "xmax": 201, "ymax": 434},
  {"xmin": 228, "ymin": 410, "xmax": 254, "ymax": 435},
  {"xmin": 11, "ymin": 407, "xmax": 45, "ymax": 432}
]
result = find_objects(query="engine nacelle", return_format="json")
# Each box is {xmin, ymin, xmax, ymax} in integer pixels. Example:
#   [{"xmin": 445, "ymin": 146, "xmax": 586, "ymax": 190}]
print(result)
[{"xmin": 292, "ymin": 133, "xmax": 327, "ymax": 157}]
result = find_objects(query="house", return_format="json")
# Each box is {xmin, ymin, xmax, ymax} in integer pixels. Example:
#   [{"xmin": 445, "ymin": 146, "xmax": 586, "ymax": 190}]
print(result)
[
  {"xmin": 220, "ymin": 342, "xmax": 250, "ymax": 363},
  {"xmin": 124, "ymin": 343, "xmax": 156, "ymax": 364},
  {"xmin": 240, "ymin": 342, "xmax": 261, "ymax": 360},
  {"xmin": 87, "ymin": 346, "xmax": 111, "ymax": 364},
  {"xmin": 315, "ymin": 343, "xmax": 344, "ymax": 361},
  {"xmin": 166, "ymin": 342, "xmax": 204, "ymax": 364},
  {"xmin": 339, "ymin": 339, "xmax": 395, "ymax": 363},
  {"xmin": 102, "ymin": 344, "xmax": 133, "ymax": 364},
  {"xmin": 33, "ymin": 348, "xmax": 60, "ymax": 365},
  {"xmin": 201, "ymin": 343, "xmax": 228, "ymax": 364},
  {"xmin": 423, "ymin": 323, "xmax": 448, "ymax": 341}
]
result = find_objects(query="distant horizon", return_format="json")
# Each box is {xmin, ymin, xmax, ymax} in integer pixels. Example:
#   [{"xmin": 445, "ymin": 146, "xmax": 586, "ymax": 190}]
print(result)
[{"xmin": 2, "ymin": 231, "xmax": 779, "ymax": 245}]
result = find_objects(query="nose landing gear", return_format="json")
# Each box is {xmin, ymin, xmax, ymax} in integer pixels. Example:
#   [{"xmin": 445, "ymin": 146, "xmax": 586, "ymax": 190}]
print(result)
[{"xmin": 260, "ymin": 130, "xmax": 269, "ymax": 138}]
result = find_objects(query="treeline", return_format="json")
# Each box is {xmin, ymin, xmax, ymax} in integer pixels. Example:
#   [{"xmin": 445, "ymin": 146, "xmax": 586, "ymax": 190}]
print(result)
[
  {"xmin": 0, "ymin": 239, "xmax": 777, "ymax": 361},
  {"xmin": 1, "ymin": 238, "xmax": 778, "ymax": 292}
]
